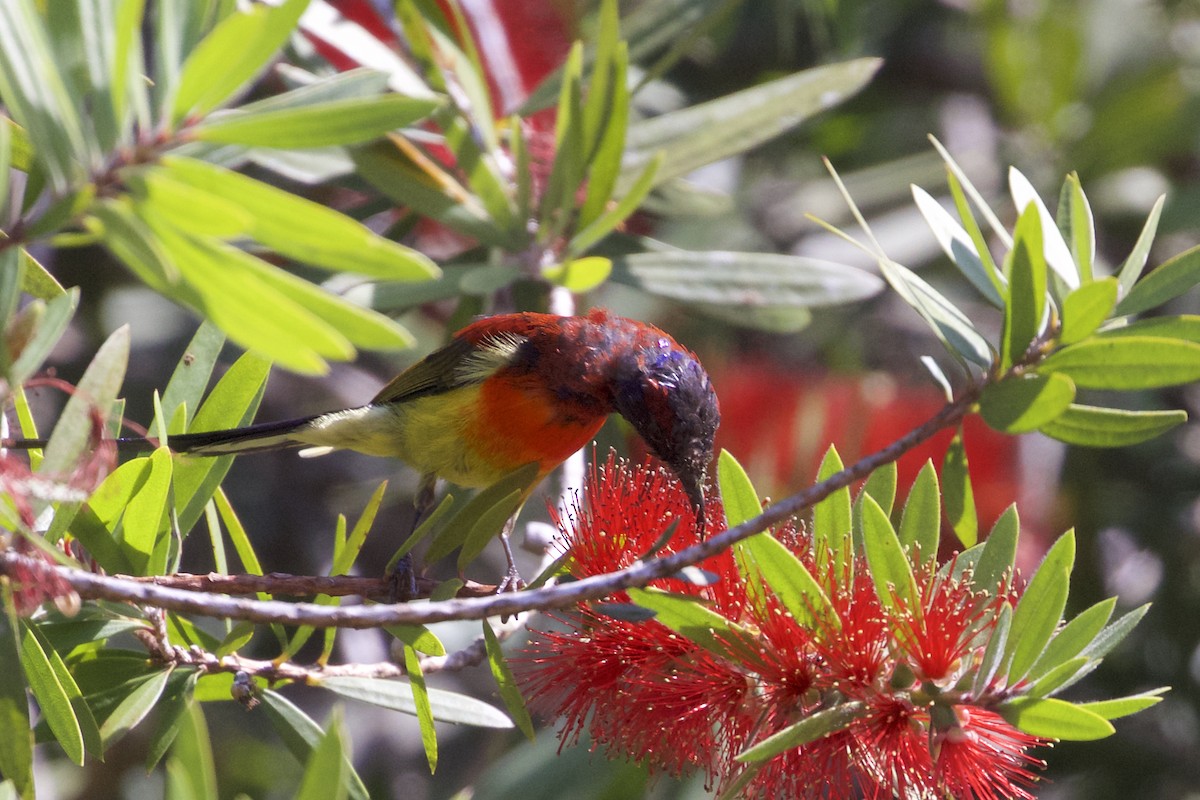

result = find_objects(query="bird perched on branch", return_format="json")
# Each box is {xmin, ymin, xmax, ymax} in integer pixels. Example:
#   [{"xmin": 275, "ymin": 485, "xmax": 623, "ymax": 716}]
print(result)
[{"xmin": 12, "ymin": 309, "xmax": 721, "ymax": 529}]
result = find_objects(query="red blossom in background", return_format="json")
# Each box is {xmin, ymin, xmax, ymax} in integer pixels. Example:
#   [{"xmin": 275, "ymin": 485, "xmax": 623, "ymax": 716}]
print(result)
[{"xmin": 520, "ymin": 454, "xmax": 1051, "ymax": 799}]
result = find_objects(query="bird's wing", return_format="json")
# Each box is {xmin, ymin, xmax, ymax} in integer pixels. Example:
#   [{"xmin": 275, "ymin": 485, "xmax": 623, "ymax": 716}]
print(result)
[{"xmin": 370, "ymin": 333, "xmax": 527, "ymax": 404}]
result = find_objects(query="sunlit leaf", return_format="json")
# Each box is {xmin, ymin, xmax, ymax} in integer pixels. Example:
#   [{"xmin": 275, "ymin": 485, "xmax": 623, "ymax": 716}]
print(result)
[
  {"xmin": 0, "ymin": 592, "xmax": 34, "ymax": 799},
  {"xmin": 898, "ymin": 460, "xmax": 940, "ymax": 564},
  {"xmin": 879, "ymin": 258, "xmax": 993, "ymax": 368},
  {"xmin": 100, "ymin": 668, "xmax": 172, "ymax": 747},
  {"xmin": 1027, "ymin": 597, "xmax": 1116, "ymax": 683},
  {"xmin": 541, "ymin": 257, "xmax": 612, "ymax": 293},
  {"xmin": 1000, "ymin": 696, "xmax": 1114, "ymax": 741},
  {"xmin": 979, "ymin": 373, "xmax": 1075, "ymax": 434},
  {"xmin": 1002, "ymin": 204, "xmax": 1048, "ymax": 371},
  {"xmin": 1038, "ymin": 336, "xmax": 1200, "ymax": 389},
  {"xmin": 860, "ymin": 494, "xmax": 918, "ymax": 611},
  {"xmin": 1115, "ymin": 195, "xmax": 1165, "ymax": 299},
  {"xmin": 717, "ymin": 449, "xmax": 762, "ymax": 528},
  {"xmin": 913, "ymin": 185, "xmax": 1003, "ymax": 307},
  {"xmin": 1059, "ymin": 278, "xmax": 1118, "ymax": 345},
  {"xmin": 1077, "ymin": 691, "xmax": 1167, "ymax": 721},
  {"xmin": 1004, "ymin": 531, "xmax": 1075, "ymax": 683},
  {"xmin": 974, "ymin": 505, "xmax": 1019, "ymax": 595},
  {"xmin": 627, "ymin": 588, "xmax": 761, "ymax": 664},
  {"xmin": 166, "ymin": 701, "xmax": 216, "ymax": 800},
  {"xmin": 735, "ymin": 531, "xmax": 838, "ymax": 631},
  {"xmin": 735, "ymin": 703, "xmax": 866, "ymax": 763},
  {"xmin": 192, "ymin": 94, "xmax": 439, "ymax": 147},
  {"xmin": 1040, "ymin": 404, "xmax": 1187, "ymax": 447},
  {"xmin": 19, "ymin": 622, "xmax": 84, "ymax": 764},
  {"xmin": 1118, "ymin": 243, "xmax": 1200, "ymax": 316},
  {"xmin": 1009, "ymin": 167, "xmax": 1077, "ymax": 291}
]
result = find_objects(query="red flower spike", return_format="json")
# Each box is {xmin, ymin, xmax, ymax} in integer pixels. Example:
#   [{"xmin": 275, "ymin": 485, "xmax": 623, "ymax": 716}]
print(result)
[{"xmin": 520, "ymin": 456, "xmax": 1054, "ymax": 799}]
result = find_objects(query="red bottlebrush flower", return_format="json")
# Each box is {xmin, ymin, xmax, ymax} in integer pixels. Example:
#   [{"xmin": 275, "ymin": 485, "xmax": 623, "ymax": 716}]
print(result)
[
  {"xmin": 520, "ymin": 455, "xmax": 1053, "ymax": 800},
  {"xmin": 932, "ymin": 706, "xmax": 1048, "ymax": 800}
]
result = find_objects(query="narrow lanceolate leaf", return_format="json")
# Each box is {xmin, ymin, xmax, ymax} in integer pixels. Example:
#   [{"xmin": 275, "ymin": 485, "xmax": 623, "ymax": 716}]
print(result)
[
  {"xmin": 1028, "ymin": 656, "xmax": 1092, "ymax": 698},
  {"xmin": 1081, "ymin": 604, "xmax": 1150, "ymax": 660},
  {"xmin": 260, "ymin": 691, "xmax": 369, "ymax": 800},
  {"xmin": 859, "ymin": 461, "xmax": 897, "ymax": 518},
  {"xmin": 628, "ymin": 588, "xmax": 762, "ymax": 664},
  {"xmin": 22, "ymin": 622, "xmax": 101, "ymax": 764},
  {"xmin": 1063, "ymin": 173, "xmax": 1096, "ymax": 283},
  {"xmin": 718, "ymin": 450, "xmax": 762, "ymax": 528},
  {"xmin": 735, "ymin": 703, "xmax": 866, "ymax": 763},
  {"xmin": 1059, "ymin": 278, "xmax": 1118, "ymax": 345},
  {"xmin": 1077, "ymin": 690, "xmax": 1167, "ymax": 721},
  {"xmin": 424, "ymin": 463, "xmax": 538, "ymax": 563},
  {"xmin": 1115, "ymin": 195, "xmax": 1165, "ymax": 299},
  {"xmin": 160, "ymin": 156, "xmax": 438, "ymax": 282},
  {"xmin": 1000, "ymin": 697, "xmax": 1114, "ymax": 741},
  {"xmin": 1040, "ymin": 404, "xmax": 1188, "ymax": 447},
  {"xmin": 295, "ymin": 711, "xmax": 349, "ymax": 800},
  {"xmin": 898, "ymin": 460, "xmax": 940, "ymax": 564},
  {"xmin": 1117, "ymin": 242, "xmax": 1200, "ymax": 316},
  {"xmin": 942, "ymin": 429, "xmax": 977, "ymax": 548},
  {"xmin": 39, "ymin": 325, "xmax": 129, "ymax": 479},
  {"xmin": 974, "ymin": 505, "xmax": 1019, "ymax": 594},
  {"xmin": 1002, "ymin": 204, "xmax": 1048, "ymax": 371},
  {"xmin": 100, "ymin": 668, "xmax": 173, "ymax": 746},
  {"xmin": 622, "ymin": 59, "xmax": 881, "ymax": 190},
  {"xmin": 1038, "ymin": 336, "xmax": 1200, "ymax": 389},
  {"xmin": 812, "ymin": 445, "xmax": 852, "ymax": 572},
  {"xmin": 482, "ymin": 622, "xmax": 535, "ymax": 741},
  {"xmin": 0, "ymin": 591, "xmax": 32, "ymax": 799},
  {"xmin": 912, "ymin": 185, "xmax": 1003, "ymax": 307},
  {"xmin": 120, "ymin": 447, "xmax": 173, "ymax": 576},
  {"xmin": 171, "ymin": 0, "xmax": 309, "ymax": 122},
  {"xmin": 318, "ymin": 676, "xmax": 512, "ymax": 728},
  {"xmin": 1027, "ymin": 597, "xmax": 1116, "ymax": 682},
  {"xmin": 166, "ymin": 701, "xmax": 217, "ymax": 800},
  {"xmin": 860, "ymin": 495, "xmax": 918, "ymax": 611},
  {"xmin": 1004, "ymin": 531, "xmax": 1075, "ymax": 684},
  {"xmin": 9, "ymin": 287, "xmax": 79, "ymax": 388},
  {"xmin": 879, "ymin": 258, "xmax": 993, "ymax": 368},
  {"xmin": 611, "ymin": 250, "xmax": 882, "ymax": 313},
  {"xmin": 192, "ymin": 94, "xmax": 440, "ymax": 147},
  {"xmin": 400, "ymin": 646, "xmax": 436, "ymax": 774},
  {"xmin": 973, "ymin": 603, "xmax": 1012, "ymax": 696},
  {"xmin": 979, "ymin": 373, "xmax": 1075, "ymax": 434},
  {"xmin": 1095, "ymin": 314, "xmax": 1200, "ymax": 344},
  {"xmin": 1009, "ymin": 167, "xmax": 1078, "ymax": 291},
  {"xmin": 735, "ymin": 532, "xmax": 838, "ymax": 631}
]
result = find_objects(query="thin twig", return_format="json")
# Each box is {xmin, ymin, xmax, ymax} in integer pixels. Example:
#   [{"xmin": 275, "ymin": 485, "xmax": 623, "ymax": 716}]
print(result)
[
  {"xmin": 1, "ymin": 386, "xmax": 979, "ymax": 629},
  {"xmin": 118, "ymin": 571, "xmax": 497, "ymax": 599}
]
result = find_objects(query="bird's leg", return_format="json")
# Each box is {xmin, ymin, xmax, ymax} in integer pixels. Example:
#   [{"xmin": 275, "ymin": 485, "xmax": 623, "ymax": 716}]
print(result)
[
  {"xmin": 387, "ymin": 473, "xmax": 438, "ymax": 602},
  {"xmin": 495, "ymin": 514, "xmax": 524, "ymax": 594}
]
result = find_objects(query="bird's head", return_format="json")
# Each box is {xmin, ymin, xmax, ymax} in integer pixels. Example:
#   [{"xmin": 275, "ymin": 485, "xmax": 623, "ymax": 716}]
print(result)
[{"xmin": 610, "ymin": 339, "xmax": 720, "ymax": 529}]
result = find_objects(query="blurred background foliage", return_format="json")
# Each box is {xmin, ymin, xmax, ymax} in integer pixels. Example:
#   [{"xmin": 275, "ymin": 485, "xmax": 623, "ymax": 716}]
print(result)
[{"xmin": 10, "ymin": 0, "xmax": 1200, "ymax": 797}]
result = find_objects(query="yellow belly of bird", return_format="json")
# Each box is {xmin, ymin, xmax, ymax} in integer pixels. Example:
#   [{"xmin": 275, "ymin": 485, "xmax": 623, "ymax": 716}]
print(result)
[{"xmin": 294, "ymin": 386, "xmax": 520, "ymax": 488}]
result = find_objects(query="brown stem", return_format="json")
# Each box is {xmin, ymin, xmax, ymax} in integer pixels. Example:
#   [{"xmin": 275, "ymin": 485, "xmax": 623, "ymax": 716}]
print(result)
[
  {"xmin": 1, "ymin": 385, "xmax": 980, "ymax": 629},
  {"xmin": 117, "ymin": 571, "xmax": 497, "ymax": 599}
]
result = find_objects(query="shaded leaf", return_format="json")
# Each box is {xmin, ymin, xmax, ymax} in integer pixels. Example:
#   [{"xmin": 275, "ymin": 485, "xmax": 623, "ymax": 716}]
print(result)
[
  {"xmin": 879, "ymin": 258, "xmax": 993, "ymax": 368},
  {"xmin": 860, "ymin": 494, "xmax": 918, "ymax": 611},
  {"xmin": 627, "ymin": 588, "xmax": 761, "ymax": 664},
  {"xmin": 1005, "ymin": 531, "xmax": 1075, "ymax": 684},
  {"xmin": 974, "ymin": 505, "xmax": 1019, "ymax": 595},
  {"xmin": 483, "ymin": 622, "xmax": 535, "ymax": 741},
  {"xmin": 913, "ymin": 185, "xmax": 1003, "ymax": 307},
  {"xmin": 979, "ymin": 373, "xmax": 1075, "ymax": 434},
  {"xmin": 1117, "ymin": 243, "xmax": 1200, "ymax": 316},
  {"xmin": 193, "ymin": 94, "xmax": 439, "ymax": 147},
  {"xmin": 0, "ymin": 594, "xmax": 32, "ymax": 798},
  {"xmin": 942, "ymin": 429, "xmax": 977, "ymax": 547},
  {"xmin": 735, "ymin": 531, "xmax": 838, "ymax": 631},
  {"xmin": 260, "ymin": 691, "xmax": 369, "ymax": 800},
  {"xmin": 295, "ymin": 709, "xmax": 348, "ymax": 800},
  {"xmin": 100, "ymin": 668, "xmax": 172, "ymax": 747},
  {"xmin": 319, "ymin": 676, "xmax": 512, "ymax": 728},
  {"xmin": 898, "ymin": 460, "xmax": 940, "ymax": 564},
  {"xmin": 1002, "ymin": 204, "xmax": 1048, "ymax": 371},
  {"xmin": 735, "ymin": 703, "xmax": 866, "ymax": 763}
]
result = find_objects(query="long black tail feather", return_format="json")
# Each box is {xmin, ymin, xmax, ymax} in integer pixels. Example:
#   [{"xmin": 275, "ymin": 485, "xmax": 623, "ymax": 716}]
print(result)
[{"xmin": 1, "ymin": 414, "xmax": 322, "ymax": 457}]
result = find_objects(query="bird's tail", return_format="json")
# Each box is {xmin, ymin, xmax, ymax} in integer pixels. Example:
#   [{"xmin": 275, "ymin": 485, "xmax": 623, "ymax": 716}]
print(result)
[{"xmin": 1, "ymin": 415, "xmax": 322, "ymax": 457}]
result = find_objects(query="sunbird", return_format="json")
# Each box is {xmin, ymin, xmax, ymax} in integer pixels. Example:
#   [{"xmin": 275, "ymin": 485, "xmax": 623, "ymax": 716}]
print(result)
[{"xmin": 8, "ymin": 309, "xmax": 721, "ymax": 527}]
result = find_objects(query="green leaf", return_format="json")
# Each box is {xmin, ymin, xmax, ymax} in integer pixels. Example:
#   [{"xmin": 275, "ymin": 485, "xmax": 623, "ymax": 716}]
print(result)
[
  {"xmin": 1004, "ymin": 530, "xmax": 1075, "ymax": 684},
  {"xmin": 612, "ymin": 250, "xmax": 882, "ymax": 313},
  {"xmin": 0, "ymin": 593, "xmax": 34, "ymax": 800},
  {"xmin": 734, "ymin": 531, "xmax": 838, "ymax": 631},
  {"xmin": 1081, "ymin": 604, "xmax": 1150, "ymax": 660},
  {"xmin": 860, "ymin": 494, "xmax": 918, "ymax": 611},
  {"xmin": 172, "ymin": 352, "xmax": 270, "ymax": 535},
  {"xmin": 898, "ymin": 461, "xmax": 940, "ymax": 564},
  {"xmin": 39, "ymin": 325, "xmax": 129, "ymax": 479},
  {"xmin": 568, "ymin": 153, "xmax": 660, "ymax": 258},
  {"xmin": 1000, "ymin": 696, "xmax": 1114, "ymax": 741},
  {"xmin": 160, "ymin": 155, "xmax": 439, "ymax": 282},
  {"xmin": 1038, "ymin": 336, "xmax": 1200, "ymax": 389},
  {"xmin": 1076, "ymin": 690, "xmax": 1167, "ymax": 721},
  {"xmin": 423, "ymin": 463, "xmax": 538, "ymax": 563},
  {"xmin": 974, "ymin": 505, "xmax": 1019, "ymax": 595},
  {"xmin": 19, "ymin": 249, "xmax": 66, "ymax": 300},
  {"xmin": 627, "ymin": 588, "xmax": 760, "ymax": 664},
  {"xmin": 979, "ymin": 373, "xmax": 1075, "ymax": 434},
  {"xmin": 1002, "ymin": 204, "xmax": 1048, "ymax": 371},
  {"xmin": 192, "ymin": 94, "xmax": 439, "ymax": 147},
  {"xmin": 972, "ymin": 603, "xmax": 1012, "ymax": 696},
  {"xmin": 1028, "ymin": 597, "xmax": 1116, "ymax": 683},
  {"xmin": 0, "ymin": 0, "xmax": 91, "ymax": 192},
  {"xmin": 295, "ymin": 709, "xmax": 349, "ymax": 800},
  {"xmin": 482, "ymin": 622, "xmax": 535, "ymax": 741},
  {"xmin": 879, "ymin": 258, "xmax": 993, "ymax": 368},
  {"xmin": 541, "ymin": 257, "xmax": 612, "ymax": 293},
  {"xmin": 812, "ymin": 445, "xmax": 852, "ymax": 573},
  {"xmin": 1028, "ymin": 656, "xmax": 1092, "ymax": 698},
  {"xmin": 622, "ymin": 59, "xmax": 880, "ymax": 190},
  {"xmin": 90, "ymin": 198, "xmax": 180, "ymax": 290},
  {"xmin": 1096, "ymin": 313, "xmax": 1200, "ymax": 344},
  {"xmin": 942, "ymin": 429, "xmax": 977, "ymax": 548},
  {"xmin": 1115, "ymin": 195, "xmax": 1165, "ymax": 299},
  {"xmin": 1039, "ymin": 404, "xmax": 1188, "ymax": 447},
  {"xmin": 9, "ymin": 286, "xmax": 79, "ymax": 387},
  {"xmin": 913, "ymin": 185, "xmax": 1004, "ymax": 307},
  {"xmin": 1059, "ymin": 277, "xmax": 1118, "ymax": 345},
  {"xmin": 717, "ymin": 450, "xmax": 762, "ymax": 528},
  {"xmin": 331, "ymin": 481, "xmax": 387, "ymax": 576},
  {"xmin": 318, "ymin": 676, "xmax": 512, "ymax": 729},
  {"xmin": 260, "ymin": 691, "xmax": 369, "ymax": 800},
  {"xmin": 1062, "ymin": 173, "xmax": 1095, "ymax": 283},
  {"xmin": 22, "ymin": 622, "xmax": 101, "ymax": 763},
  {"xmin": 1009, "ymin": 167, "xmax": 1077, "ymax": 291},
  {"xmin": 128, "ymin": 168, "xmax": 254, "ymax": 237},
  {"xmin": 100, "ymin": 668, "xmax": 172, "ymax": 747},
  {"xmin": 159, "ymin": 322, "xmax": 225, "ymax": 433},
  {"xmin": 735, "ymin": 702, "xmax": 866, "ymax": 763},
  {"xmin": 146, "ymin": 671, "xmax": 199, "ymax": 770},
  {"xmin": 120, "ymin": 447, "xmax": 174, "ymax": 575},
  {"xmin": 171, "ymin": 0, "xmax": 308, "ymax": 122},
  {"xmin": 860, "ymin": 461, "xmax": 897, "ymax": 518},
  {"xmin": 166, "ymin": 702, "xmax": 216, "ymax": 800},
  {"xmin": 1117, "ymin": 243, "xmax": 1200, "ymax": 316}
]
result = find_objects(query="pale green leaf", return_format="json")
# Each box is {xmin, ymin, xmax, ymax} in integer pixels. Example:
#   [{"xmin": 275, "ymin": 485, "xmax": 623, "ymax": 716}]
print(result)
[
  {"xmin": 318, "ymin": 676, "xmax": 512, "ymax": 728},
  {"xmin": 192, "ymin": 94, "xmax": 439, "ymax": 147},
  {"xmin": 979, "ymin": 373, "xmax": 1075, "ymax": 434},
  {"xmin": 1000, "ymin": 696, "xmax": 1114, "ymax": 741},
  {"xmin": 1005, "ymin": 531, "xmax": 1075, "ymax": 684},
  {"xmin": 1059, "ymin": 277, "xmax": 1118, "ymax": 345},
  {"xmin": 1040, "ymin": 404, "xmax": 1188, "ymax": 447},
  {"xmin": 1039, "ymin": 336, "xmax": 1200, "ymax": 389}
]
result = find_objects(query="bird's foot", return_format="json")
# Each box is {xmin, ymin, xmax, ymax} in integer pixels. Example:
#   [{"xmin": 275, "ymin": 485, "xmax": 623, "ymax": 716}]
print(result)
[
  {"xmin": 386, "ymin": 553, "xmax": 419, "ymax": 603},
  {"xmin": 495, "ymin": 531, "xmax": 525, "ymax": 595}
]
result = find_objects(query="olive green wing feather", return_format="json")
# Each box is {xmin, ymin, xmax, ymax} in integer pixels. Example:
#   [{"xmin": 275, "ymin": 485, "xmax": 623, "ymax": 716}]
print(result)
[{"xmin": 371, "ymin": 333, "xmax": 527, "ymax": 404}]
